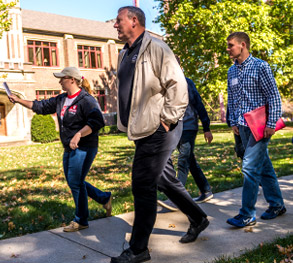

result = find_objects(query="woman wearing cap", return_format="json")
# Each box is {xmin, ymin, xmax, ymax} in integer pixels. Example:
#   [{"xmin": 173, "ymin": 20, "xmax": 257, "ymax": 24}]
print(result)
[{"xmin": 8, "ymin": 67, "xmax": 112, "ymax": 232}]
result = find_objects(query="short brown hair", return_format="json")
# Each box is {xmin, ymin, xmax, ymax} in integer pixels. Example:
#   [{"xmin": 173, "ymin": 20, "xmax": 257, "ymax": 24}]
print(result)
[{"xmin": 227, "ymin": 32, "xmax": 250, "ymax": 50}]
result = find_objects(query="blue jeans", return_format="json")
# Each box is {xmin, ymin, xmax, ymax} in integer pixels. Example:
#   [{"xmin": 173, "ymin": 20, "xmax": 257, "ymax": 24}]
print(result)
[
  {"xmin": 239, "ymin": 126, "xmax": 284, "ymax": 217},
  {"xmin": 177, "ymin": 130, "xmax": 211, "ymax": 194},
  {"xmin": 63, "ymin": 147, "xmax": 111, "ymax": 226}
]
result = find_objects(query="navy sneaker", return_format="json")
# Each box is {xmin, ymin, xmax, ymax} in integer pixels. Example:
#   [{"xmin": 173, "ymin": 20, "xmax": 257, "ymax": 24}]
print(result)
[
  {"xmin": 193, "ymin": 192, "xmax": 213, "ymax": 203},
  {"xmin": 227, "ymin": 214, "xmax": 256, "ymax": 228},
  {"xmin": 261, "ymin": 206, "xmax": 286, "ymax": 220}
]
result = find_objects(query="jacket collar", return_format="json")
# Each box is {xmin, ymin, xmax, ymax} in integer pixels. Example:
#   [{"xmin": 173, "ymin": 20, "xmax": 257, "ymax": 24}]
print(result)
[
  {"xmin": 61, "ymin": 88, "xmax": 87, "ymax": 104},
  {"xmin": 137, "ymin": 31, "xmax": 152, "ymax": 61},
  {"xmin": 73, "ymin": 88, "xmax": 87, "ymax": 103}
]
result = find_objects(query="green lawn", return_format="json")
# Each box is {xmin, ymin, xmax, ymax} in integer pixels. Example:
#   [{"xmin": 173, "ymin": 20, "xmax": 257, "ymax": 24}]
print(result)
[
  {"xmin": 0, "ymin": 126, "xmax": 292, "ymax": 261},
  {"xmin": 213, "ymin": 234, "xmax": 293, "ymax": 263}
]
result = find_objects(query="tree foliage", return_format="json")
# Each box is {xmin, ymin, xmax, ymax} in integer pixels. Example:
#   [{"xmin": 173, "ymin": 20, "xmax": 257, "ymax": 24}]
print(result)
[
  {"xmin": 0, "ymin": 0, "xmax": 17, "ymax": 39},
  {"xmin": 155, "ymin": 0, "xmax": 293, "ymax": 101}
]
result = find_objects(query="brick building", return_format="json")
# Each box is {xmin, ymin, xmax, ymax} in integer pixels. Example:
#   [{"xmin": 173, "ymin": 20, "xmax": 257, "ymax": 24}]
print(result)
[{"xmin": 0, "ymin": 2, "xmax": 162, "ymax": 141}]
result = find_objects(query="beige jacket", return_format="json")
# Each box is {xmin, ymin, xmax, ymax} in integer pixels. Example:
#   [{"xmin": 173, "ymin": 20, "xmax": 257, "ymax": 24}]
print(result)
[{"xmin": 117, "ymin": 31, "xmax": 188, "ymax": 140}]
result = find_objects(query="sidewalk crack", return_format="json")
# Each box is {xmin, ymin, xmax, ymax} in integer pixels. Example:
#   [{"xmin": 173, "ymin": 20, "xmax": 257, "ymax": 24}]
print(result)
[{"xmin": 48, "ymin": 230, "xmax": 111, "ymax": 258}]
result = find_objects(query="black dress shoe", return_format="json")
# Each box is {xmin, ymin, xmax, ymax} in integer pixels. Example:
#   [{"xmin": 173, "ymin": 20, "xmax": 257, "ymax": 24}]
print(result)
[
  {"xmin": 179, "ymin": 217, "xmax": 209, "ymax": 243},
  {"xmin": 110, "ymin": 248, "xmax": 151, "ymax": 263}
]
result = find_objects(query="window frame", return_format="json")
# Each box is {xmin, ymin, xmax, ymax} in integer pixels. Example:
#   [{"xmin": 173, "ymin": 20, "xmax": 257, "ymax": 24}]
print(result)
[
  {"xmin": 93, "ymin": 90, "xmax": 107, "ymax": 113},
  {"xmin": 77, "ymin": 45, "xmax": 103, "ymax": 69},
  {"xmin": 36, "ymin": 90, "xmax": 61, "ymax": 100},
  {"xmin": 27, "ymin": 40, "xmax": 59, "ymax": 67}
]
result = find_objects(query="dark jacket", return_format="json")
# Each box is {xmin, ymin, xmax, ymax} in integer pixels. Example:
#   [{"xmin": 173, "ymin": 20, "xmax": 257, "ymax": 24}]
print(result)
[
  {"xmin": 32, "ymin": 88, "xmax": 105, "ymax": 151},
  {"xmin": 183, "ymin": 78, "xmax": 210, "ymax": 132}
]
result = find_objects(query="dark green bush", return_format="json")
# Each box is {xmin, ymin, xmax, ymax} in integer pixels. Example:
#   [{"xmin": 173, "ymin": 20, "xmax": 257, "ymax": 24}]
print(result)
[{"xmin": 31, "ymin": 114, "xmax": 57, "ymax": 143}]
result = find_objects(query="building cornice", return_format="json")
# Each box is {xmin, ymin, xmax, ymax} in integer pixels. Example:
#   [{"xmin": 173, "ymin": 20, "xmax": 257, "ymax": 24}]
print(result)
[{"xmin": 23, "ymin": 28, "xmax": 124, "ymax": 44}]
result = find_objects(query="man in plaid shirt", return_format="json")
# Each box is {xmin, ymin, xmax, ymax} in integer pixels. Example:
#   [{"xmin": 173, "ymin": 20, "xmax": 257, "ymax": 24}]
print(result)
[{"xmin": 226, "ymin": 32, "xmax": 286, "ymax": 228}]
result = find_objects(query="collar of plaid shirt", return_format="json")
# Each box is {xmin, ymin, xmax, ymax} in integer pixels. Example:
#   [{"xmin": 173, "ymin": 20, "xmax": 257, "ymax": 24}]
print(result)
[{"xmin": 235, "ymin": 54, "xmax": 252, "ymax": 68}]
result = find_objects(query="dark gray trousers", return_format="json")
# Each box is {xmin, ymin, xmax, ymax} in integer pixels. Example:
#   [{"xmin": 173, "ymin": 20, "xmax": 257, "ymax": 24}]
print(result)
[{"xmin": 129, "ymin": 121, "xmax": 207, "ymax": 252}]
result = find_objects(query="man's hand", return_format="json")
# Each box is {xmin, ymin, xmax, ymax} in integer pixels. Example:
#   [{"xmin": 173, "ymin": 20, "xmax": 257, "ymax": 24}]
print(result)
[
  {"xmin": 69, "ymin": 132, "xmax": 81, "ymax": 150},
  {"xmin": 264, "ymin": 127, "xmax": 275, "ymax": 138},
  {"xmin": 204, "ymin": 131, "xmax": 213, "ymax": 144},
  {"xmin": 161, "ymin": 121, "xmax": 170, "ymax": 132},
  {"xmin": 232, "ymin": 126, "xmax": 239, "ymax": 135}
]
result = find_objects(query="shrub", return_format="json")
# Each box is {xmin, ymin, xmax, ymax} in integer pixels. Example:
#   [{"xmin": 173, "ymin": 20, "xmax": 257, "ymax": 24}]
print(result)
[
  {"xmin": 100, "ymin": 125, "xmax": 119, "ymax": 135},
  {"xmin": 31, "ymin": 114, "xmax": 57, "ymax": 143}
]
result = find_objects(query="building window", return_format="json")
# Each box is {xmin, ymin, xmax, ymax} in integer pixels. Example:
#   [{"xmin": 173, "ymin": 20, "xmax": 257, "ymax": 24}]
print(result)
[
  {"xmin": 28, "ymin": 40, "xmax": 58, "ymax": 67},
  {"xmin": 36, "ymin": 90, "xmax": 61, "ymax": 100},
  {"xmin": 93, "ymin": 90, "xmax": 106, "ymax": 112},
  {"xmin": 78, "ymin": 45, "xmax": 103, "ymax": 69}
]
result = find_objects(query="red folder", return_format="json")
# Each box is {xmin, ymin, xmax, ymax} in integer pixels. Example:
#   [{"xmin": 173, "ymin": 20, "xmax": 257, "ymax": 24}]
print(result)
[{"xmin": 243, "ymin": 105, "xmax": 286, "ymax": 142}]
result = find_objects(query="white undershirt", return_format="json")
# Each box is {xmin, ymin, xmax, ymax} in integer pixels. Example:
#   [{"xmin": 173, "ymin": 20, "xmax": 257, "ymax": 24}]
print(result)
[{"xmin": 60, "ymin": 90, "xmax": 81, "ymax": 120}]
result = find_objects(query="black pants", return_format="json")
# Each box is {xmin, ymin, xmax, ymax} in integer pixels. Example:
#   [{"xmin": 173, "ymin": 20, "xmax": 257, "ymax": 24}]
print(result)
[
  {"xmin": 177, "ymin": 130, "xmax": 211, "ymax": 193},
  {"xmin": 129, "ymin": 121, "xmax": 207, "ymax": 252},
  {"xmin": 234, "ymin": 133, "xmax": 245, "ymax": 160}
]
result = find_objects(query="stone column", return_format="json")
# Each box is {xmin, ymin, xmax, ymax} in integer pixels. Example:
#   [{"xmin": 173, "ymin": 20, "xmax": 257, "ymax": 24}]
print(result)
[{"xmin": 63, "ymin": 34, "xmax": 77, "ymax": 67}]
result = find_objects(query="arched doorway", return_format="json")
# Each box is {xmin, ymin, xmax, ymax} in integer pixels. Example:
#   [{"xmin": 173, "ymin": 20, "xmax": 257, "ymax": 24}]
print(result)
[{"xmin": 0, "ymin": 103, "xmax": 6, "ymax": 136}]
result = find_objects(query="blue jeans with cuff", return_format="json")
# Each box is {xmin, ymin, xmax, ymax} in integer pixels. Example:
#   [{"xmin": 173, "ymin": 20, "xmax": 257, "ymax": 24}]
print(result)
[
  {"xmin": 63, "ymin": 146, "xmax": 111, "ymax": 226},
  {"xmin": 239, "ymin": 126, "xmax": 284, "ymax": 218}
]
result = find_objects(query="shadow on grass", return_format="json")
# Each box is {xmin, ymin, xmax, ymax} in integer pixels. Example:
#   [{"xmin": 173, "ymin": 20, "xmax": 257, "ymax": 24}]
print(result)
[
  {"xmin": 0, "ymin": 166, "xmax": 63, "ymax": 182},
  {"xmin": 0, "ymin": 167, "xmax": 110, "ymax": 240}
]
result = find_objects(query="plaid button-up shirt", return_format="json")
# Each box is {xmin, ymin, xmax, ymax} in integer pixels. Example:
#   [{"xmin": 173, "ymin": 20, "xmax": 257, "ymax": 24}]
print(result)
[{"xmin": 227, "ymin": 54, "xmax": 282, "ymax": 129}]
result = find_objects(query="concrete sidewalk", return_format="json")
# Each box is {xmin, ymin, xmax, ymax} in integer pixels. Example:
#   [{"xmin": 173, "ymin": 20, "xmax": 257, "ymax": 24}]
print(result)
[
  {"xmin": 0, "ymin": 175, "xmax": 292, "ymax": 263},
  {"xmin": 0, "ymin": 136, "xmax": 32, "ymax": 147}
]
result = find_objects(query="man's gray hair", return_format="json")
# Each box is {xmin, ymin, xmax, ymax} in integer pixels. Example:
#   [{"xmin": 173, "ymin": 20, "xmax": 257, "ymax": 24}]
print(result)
[{"xmin": 118, "ymin": 6, "xmax": 146, "ymax": 27}]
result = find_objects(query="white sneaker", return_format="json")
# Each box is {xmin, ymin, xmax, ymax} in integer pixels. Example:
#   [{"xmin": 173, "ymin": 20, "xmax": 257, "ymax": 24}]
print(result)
[{"xmin": 157, "ymin": 199, "xmax": 179, "ymax": 212}]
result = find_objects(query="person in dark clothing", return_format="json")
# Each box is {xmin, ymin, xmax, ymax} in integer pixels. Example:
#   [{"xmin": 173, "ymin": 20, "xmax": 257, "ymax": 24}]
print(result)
[
  {"xmin": 8, "ymin": 67, "xmax": 112, "ymax": 232},
  {"xmin": 178, "ymin": 78, "xmax": 214, "ymax": 203},
  {"xmin": 158, "ymin": 76, "xmax": 214, "ymax": 211},
  {"xmin": 111, "ymin": 6, "xmax": 209, "ymax": 263}
]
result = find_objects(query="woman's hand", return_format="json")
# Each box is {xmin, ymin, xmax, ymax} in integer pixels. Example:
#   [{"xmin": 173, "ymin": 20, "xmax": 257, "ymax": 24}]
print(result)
[
  {"xmin": 69, "ymin": 126, "xmax": 92, "ymax": 150},
  {"xmin": 69, "ymin": 132, "xmax": 81, "ymax": 150},
  {"xmin": 8, "ymin": 95, "xmax": 33, "ymax": 109},
  {"xmin": 8, "ymin": 94, "xmax": 19, "ymax": 104}
]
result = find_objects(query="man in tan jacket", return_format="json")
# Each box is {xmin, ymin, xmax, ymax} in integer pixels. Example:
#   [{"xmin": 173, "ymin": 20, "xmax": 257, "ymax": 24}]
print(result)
[{"xmin": 111, "ymin": 6, "xmax": 209, "ymax": 263}]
